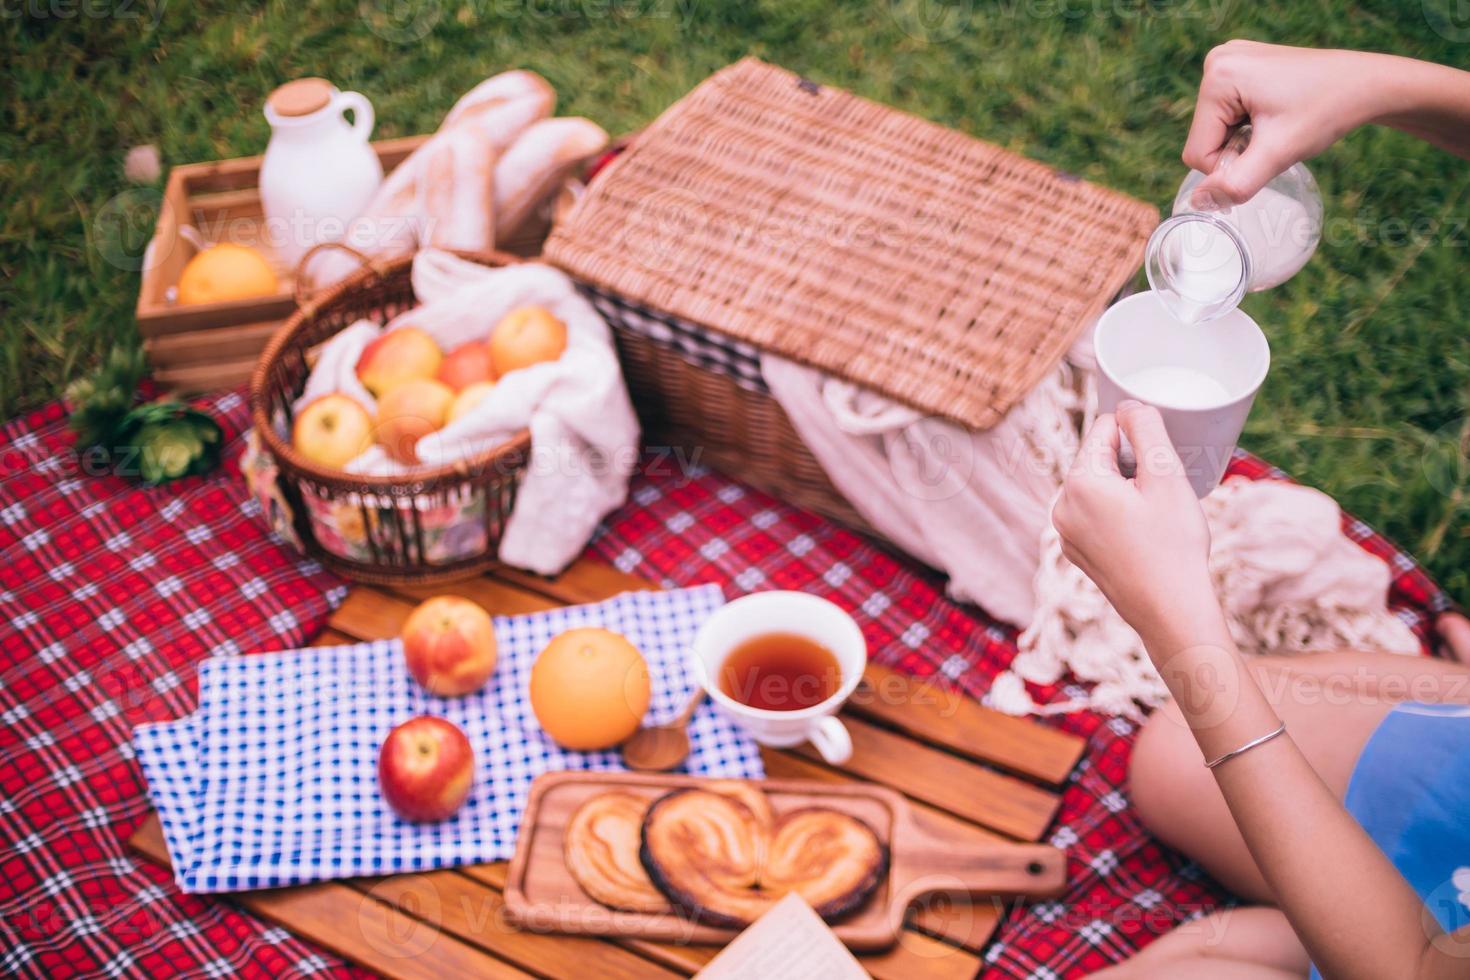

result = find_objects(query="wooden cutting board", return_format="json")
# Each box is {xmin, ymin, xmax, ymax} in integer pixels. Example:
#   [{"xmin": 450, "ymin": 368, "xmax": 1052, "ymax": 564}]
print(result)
[{"xmin": 503, "ymin": 771, "xmax": 1066, "ymax": 951}]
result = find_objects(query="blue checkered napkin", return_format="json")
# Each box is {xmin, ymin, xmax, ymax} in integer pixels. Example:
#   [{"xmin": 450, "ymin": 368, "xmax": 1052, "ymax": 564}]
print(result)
[{"xmin": 133, "ymin": 584, "xmax": 764, "ymax": 893}]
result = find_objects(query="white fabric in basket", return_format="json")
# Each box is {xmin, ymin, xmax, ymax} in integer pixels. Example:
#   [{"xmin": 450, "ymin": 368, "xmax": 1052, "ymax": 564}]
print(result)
[{"xmin": 293, "ymin": 251, "xmax": 640, "ymax": 574}]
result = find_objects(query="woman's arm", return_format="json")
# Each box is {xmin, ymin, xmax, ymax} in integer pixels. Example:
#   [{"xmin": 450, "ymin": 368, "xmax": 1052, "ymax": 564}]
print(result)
[
  {"xmin": 1184, "ymin": 41, "xmax": 1470, "ymax": 208},
  {"xmin": 1053, "ymin": 402, "xmax": 1470, "ymax": 979}
]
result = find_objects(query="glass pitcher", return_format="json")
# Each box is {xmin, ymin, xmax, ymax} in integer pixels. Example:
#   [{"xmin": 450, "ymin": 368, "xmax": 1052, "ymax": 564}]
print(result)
[{"xmin": 1145, "ymin": 125, "xmax": 1323, "ymax": 324}]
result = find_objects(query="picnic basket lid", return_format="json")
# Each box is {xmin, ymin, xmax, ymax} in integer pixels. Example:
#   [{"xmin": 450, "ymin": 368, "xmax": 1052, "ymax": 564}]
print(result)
[{"xmin": 545, "ymin": 58, "xmax": 1159, "ymax": 430}]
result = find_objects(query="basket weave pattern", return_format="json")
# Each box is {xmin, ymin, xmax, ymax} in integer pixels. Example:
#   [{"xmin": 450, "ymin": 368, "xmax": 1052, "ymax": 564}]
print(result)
[
  {"xmin": 547, "ymin": 58, "xmax": 1157, "ymax": 430},
  {"xmin": 249, "ymin": 250, "xmax": 532, "ymax": 585},
  {"xmin": 597, "ymin": 291, "xmax": 873, "ymax": 534}
]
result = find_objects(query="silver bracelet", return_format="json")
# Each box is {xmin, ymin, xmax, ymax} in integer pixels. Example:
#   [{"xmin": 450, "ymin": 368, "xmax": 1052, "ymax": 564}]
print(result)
[{"xmin": 1204, "ymin": 721, "xmax": 1287, "ymax": 769}]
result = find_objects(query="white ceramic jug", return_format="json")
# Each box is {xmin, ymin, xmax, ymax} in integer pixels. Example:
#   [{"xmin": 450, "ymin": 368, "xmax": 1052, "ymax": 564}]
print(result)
[{"xmin": 259, "ymin": 78, "xmax": 383, "ymax": 269}]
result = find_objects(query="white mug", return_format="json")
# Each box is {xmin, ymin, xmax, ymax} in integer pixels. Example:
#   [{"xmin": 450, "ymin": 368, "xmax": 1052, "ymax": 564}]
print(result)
[
  {"xmin": 1094, "ymin": 290, "xmax": 1270, "ymax": 497},
  {"xmin": 691, "ymin": 591, "xmax": 866, "ymax": 765}
]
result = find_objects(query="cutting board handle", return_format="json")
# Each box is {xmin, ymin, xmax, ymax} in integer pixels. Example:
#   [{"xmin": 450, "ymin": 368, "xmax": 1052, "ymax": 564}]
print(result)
[{"xmin": 895, "ymin": 812, "xmax": 1067, "ymax": 905}]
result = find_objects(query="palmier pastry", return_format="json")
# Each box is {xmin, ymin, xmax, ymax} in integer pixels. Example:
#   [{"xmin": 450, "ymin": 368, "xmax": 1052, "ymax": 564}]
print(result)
[
  {"xmin": 639, "ymin": 788, "xmax": 887, "ymax": 927},
  {"xmin": 563, "ymin": 782, "xmax": 775, "ymax": 912},
  {"xmin": 563, "ymin": 792, "xmax": 666, "ymax": 912}
]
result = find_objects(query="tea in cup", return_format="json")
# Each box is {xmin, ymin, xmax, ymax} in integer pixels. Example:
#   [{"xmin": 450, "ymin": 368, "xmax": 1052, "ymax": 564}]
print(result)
[{"xmin": 692, "ymin": 591, "xmax": 866, "ymax": 764}]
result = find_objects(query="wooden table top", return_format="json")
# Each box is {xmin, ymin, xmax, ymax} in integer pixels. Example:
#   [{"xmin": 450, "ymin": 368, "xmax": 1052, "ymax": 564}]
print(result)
[{"xmin": 130, "ymin": 559, "xmax": 1085, "ymax": 979}]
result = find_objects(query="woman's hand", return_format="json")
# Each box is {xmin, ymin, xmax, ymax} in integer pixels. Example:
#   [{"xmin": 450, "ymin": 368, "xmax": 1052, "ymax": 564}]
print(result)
[
  {"xmin": 1051, "ymin": 402, "xmax": 1217, "ymax": 644},
  {"xmin": 1185, "ymin": 41, "xmax": 1470, "ymax": 208},
  {"xmin": 1184, "ymin": 41, "xmax": 1385, "ymax": 208}
]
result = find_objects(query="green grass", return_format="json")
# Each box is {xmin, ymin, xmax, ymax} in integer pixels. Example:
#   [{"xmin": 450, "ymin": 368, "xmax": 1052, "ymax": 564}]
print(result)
[{"xmin": 5, "ymin": 1, "xmax": 1470, "ymax": 599}]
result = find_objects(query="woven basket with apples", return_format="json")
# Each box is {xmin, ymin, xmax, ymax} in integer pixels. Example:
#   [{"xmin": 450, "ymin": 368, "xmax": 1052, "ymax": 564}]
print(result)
[{"xmin": 248, "ymin": 247, "xmax": 562, "ymax": 584}]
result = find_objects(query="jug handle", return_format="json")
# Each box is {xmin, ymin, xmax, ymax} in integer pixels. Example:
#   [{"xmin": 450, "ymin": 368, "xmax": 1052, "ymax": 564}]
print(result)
[{"xmin": 334, "ymin": 90, "xmax": 375, "ymax": 142}]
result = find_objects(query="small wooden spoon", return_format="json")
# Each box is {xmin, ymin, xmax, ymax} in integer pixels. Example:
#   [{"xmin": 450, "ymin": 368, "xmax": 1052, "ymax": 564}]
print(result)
[{"xmin": 621, "ymin": 688, "xmax": 706, "ymax": 772}]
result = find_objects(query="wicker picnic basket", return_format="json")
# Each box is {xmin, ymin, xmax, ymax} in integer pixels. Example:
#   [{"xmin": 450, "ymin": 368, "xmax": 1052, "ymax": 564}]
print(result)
[
  {"xmin": 546, "ymin": 59, "xmax": 1158, "ymax": 535},
  {"xmin": 247, "ymin": 246, "xmax": 530, "ymax": 585}
]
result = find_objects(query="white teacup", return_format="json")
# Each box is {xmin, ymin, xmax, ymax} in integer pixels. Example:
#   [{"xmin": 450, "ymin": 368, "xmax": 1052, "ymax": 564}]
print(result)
[
  {"xmin": 691, "ymin": 591, "xmax": 866, "ymax": 765},
  {"xmin": 1094, "ymin": 290, "xmax": 1270, "ymax": 497}
]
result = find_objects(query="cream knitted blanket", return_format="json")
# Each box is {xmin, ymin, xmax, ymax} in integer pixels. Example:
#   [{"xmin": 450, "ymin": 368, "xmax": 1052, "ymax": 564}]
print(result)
[{"xmin": 995, "ymin": 476, "xmax": 1422, "ymax": 719}]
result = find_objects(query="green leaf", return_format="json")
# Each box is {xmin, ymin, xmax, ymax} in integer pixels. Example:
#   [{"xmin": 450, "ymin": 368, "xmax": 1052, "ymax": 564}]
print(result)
[
  {"xmin": 119, "ymin": 403, "xmax": 225, "ymax": 485},
  {"xmin": 65, "ymin": 346, "xmax": 148, "ymax": 452}
]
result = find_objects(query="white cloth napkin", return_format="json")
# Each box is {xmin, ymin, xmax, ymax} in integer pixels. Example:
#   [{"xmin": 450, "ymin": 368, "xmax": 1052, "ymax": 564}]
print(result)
[
  {"xmin": 294, "ymin": 252, "xmax": 640, "ymax": 574},
  {"xmin": 133, "ymin": 585, "xmax": 764, "ymax": 893}
]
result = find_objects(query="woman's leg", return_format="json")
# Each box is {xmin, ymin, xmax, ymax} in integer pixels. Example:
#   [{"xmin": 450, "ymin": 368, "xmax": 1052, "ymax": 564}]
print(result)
[
  {"xmin": 1436, "ymin": 611, "xmax": 1470, "ymax": 663},
  {"xmin": 1091, "ymin": 907, "xmax": 1308, "ymax": 979},
  {"xmin": 1129, "ymin": 648, "xmax": 1470, "ymax": 903}
]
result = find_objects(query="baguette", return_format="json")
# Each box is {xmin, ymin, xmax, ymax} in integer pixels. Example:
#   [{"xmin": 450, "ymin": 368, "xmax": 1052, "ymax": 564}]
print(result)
[
  {"xmin": 422, "ymin": 126, "xmax": 497, "ymax": 252},
  {"xmin": 442, "ymin": 69, "xmax": 555, "ymax": 152},
  {"xmin": 297, "ymin": 69, "xmax": 570, "ymax": 288},
  {"xmin": 493, "ymin": 117, "xmax": 608, "ymax": 241}
]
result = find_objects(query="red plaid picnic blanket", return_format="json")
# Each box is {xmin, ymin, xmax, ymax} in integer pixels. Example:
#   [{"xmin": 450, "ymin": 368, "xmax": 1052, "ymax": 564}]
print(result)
[
  {"xmin": 0, "ymin": 390, "xmax": 1450, "ymax": 978},
  {"xmin": 590, "ymin": 449, "xmax": 1450, "ymax": 978}
]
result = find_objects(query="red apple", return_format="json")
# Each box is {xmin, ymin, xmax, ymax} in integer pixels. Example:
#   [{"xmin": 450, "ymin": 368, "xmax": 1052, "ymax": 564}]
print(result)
[
  {"xmin": 356, "ymin": 326, "xmax": 442, "ymax": 397},
  {"xmin": 401, "ymin": 595, "xmax": 498, "ymax": 696},
  {"xmin": 377, "ymin": 716, "xmax": 474, "ymax": 822},
  {"xmin": 436, "ymin": 341, "xmax": 496, "ymax": 392}
]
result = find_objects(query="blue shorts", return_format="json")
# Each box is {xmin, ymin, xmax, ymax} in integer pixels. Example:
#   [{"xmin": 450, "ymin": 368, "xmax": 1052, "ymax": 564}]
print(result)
[{"xmin": 1310, "ymin": 702, "xmax": 1470, "ymax": 978}]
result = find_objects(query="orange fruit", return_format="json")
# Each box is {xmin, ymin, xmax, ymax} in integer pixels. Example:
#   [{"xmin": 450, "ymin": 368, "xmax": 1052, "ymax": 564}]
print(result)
[
  {"xmin": 177, "ymin": 243, "xmax": 278, "ymax": 305},
  {"xmin": 529, "ymin": 628, "xmax": 651, "ymax": 750}
]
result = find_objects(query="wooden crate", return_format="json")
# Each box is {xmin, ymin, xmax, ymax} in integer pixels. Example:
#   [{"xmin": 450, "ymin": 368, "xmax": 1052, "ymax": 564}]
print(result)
[
  {"xmin": 137, "ymin": 136, "xmax": 428, "ymax": 393},
  {"xmin": 137, "ymin": 135, "xmax": 554, "ymax": 394},
  {"xmin": 129, "ymin": 558, "xmax": 1087, "ymax": 978}
]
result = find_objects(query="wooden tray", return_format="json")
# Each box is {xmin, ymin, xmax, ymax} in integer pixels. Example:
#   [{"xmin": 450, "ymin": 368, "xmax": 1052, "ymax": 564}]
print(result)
[
  {"xmin": 128, "ymin": 558, "xmax": 1087, "ymax": 979},
  {"xmin": 504, "ymin": 771, "xmax": 1065, "ymax": 951}
]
